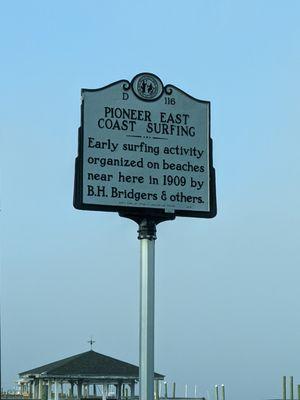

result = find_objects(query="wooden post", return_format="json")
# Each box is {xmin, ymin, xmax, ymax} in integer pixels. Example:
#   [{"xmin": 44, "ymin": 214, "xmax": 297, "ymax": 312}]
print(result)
[
  {"xmin": 221, "ymin": 385, "xmax": 225, "ymax": 400},
  {"xmin": 283, "ymin": 377, "xmax": 287, "ymax": 400},
  {"xmin": 154, "ymin": 381, "xmax": 159, "ymax": 400},
  {"xmin": 172, "ymin": 383, "xmax": 176, "ymax": 399},
  {"xmin": 214, "ymin": 386, "xmax": 219, "ymax": 400}
]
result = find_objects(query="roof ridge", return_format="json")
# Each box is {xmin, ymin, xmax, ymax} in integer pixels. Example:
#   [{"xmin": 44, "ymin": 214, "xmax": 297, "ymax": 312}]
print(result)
[{"xmin": 89, "ymin": 350, "xmax": 136, "ymax": 365}]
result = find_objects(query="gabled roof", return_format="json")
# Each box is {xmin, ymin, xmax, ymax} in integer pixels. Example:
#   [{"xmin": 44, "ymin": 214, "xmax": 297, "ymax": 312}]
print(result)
[{"xmin": 19, "ymin": 350, "xmax": 164, "ymax": 379}]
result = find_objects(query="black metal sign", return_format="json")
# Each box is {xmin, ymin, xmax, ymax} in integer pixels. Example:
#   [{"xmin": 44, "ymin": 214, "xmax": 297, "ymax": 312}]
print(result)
[{"xmin": 74, "ymin": 73, "xmax": 216, "ymax": 221}]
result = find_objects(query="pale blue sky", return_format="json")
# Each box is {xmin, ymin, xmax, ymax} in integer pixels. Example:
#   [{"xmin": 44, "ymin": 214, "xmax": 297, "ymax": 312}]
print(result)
[{"xmin": 1, "ymin": 1, "xmax": 300, "ymax": 400}]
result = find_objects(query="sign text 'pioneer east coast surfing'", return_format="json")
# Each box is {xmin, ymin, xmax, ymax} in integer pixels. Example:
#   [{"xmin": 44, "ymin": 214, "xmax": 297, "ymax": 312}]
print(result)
[{"xmin": 74, "ymin": 73, "xmax": 216, "ymax": 219}]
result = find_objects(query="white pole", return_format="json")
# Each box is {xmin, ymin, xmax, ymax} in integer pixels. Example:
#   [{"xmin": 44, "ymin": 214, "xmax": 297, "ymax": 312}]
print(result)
[
  {"xmin": 154, "ymin": 381, "xmax": 158, "ymax": 400},
  {"xmin": 54, "ymin": 381, "xmax": 59, "ymax": 400},
  {"xmin": 164, "ymin": 382, "xmax": 168, "ymax": 398},
  {"xmin": 185, "ymin": 385, "xmax": 188, "ymax": 398},
  {"xmin": 172, "ymin": 383, "xmax": 176, "ymax": 399},
  {"xmin": 139, "ymin": 219, "xmax": 156, "ymax": 400},
  {"xmin": 283, "ymin": 377, "xmax": 287, "ymax": 400},
  {"xmin": 48, "ymin": 382, "xmax": 52, "ymax": 400},
  {"xmin": 214, "ymin": 386, "xmax": 219, "ymax": 400},
  {"xmin": 221, "ymin": 385, "xmax": 225, "ymax": 400}
]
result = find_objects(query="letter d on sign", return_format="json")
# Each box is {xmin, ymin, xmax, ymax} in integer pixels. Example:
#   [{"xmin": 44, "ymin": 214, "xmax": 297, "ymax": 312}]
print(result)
[{"xmin": 123, "ymin": 92, "xmax": 129, "ymax": 100}]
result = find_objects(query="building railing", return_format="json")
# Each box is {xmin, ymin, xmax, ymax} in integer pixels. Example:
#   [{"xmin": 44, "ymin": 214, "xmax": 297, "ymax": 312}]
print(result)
[{"xmin": 1, "ymin": 396, "xmax": 206, "ymax": 400}]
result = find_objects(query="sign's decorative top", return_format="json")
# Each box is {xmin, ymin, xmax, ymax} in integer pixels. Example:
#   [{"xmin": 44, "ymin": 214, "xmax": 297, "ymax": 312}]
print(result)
[
  {"xmin": 131, "ymin": 73, "xmax": 163, "ymax": 101},
  {"xmin": 74, "ymin": 73, "xmax": 216, "ymax": 220}
]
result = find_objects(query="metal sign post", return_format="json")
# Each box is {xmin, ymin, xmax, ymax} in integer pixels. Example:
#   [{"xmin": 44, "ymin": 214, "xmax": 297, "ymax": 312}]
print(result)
[
  {"xmin": 138, "ymin": 219, "xmax": 156, "ymax": 400},
  {"xmin": 74, "ymin": 72, "xmax": 217, "ymax": 400}
]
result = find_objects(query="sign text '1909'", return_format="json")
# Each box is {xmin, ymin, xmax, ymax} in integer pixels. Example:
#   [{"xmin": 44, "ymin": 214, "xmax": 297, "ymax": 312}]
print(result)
[{"xmin": 163, "ymin": 174, "xmax": 186, "ymax": 186}]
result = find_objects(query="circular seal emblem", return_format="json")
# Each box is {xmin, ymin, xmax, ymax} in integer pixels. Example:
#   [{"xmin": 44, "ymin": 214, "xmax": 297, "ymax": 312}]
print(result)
[{"xmin": 132, "ymin": 73, "xmax": 163, "ymax": 101}]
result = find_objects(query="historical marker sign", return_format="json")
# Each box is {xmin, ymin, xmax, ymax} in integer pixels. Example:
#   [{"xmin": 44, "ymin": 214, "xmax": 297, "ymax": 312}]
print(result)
[{"xmin": 74, "ymin": 73, "xmax": 216, "ymax": 219}]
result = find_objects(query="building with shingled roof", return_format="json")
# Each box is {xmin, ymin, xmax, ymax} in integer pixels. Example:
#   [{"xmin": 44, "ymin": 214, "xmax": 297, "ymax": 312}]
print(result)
[{"xmin": 18, "ymin": 350, "xmax": 164, "ymax": 400}]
